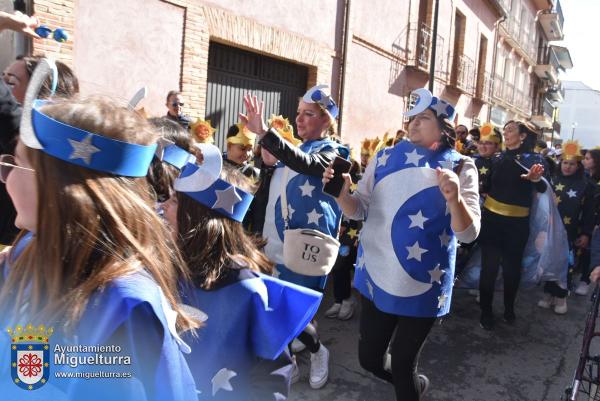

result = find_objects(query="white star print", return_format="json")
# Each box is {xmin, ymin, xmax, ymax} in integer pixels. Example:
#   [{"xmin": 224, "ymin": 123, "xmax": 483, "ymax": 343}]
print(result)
[
  {"xmin": 445, "ymin": 203, "xmax": 450, "ymax": 216},
  {"xmin": 211, "ymin": 368, "xmax": 237, "ymax": 396},
  {"xmin": 567, "ymin": 189, "xmax": 577, "ymax": 198},
  {"xmin": 272, "ymin": 268, "xmax": 280, "ymax": 278},
  {"xmin": 68, "ymin": 134, "xmax": 100, "ymax": 165},
  {"xmin": 432, "ymin": 100, "xmax": 450, "ymax": 118},
  {"xmin": 288, "ymin": 205, "xmax": 295, "ymax": 218},
  {"xmin": 366, "ymin": 280, "xmax": 374, "ymax": 299},
  {"xmin": 439, "ymin": 230, "xmax": 451, "ymax": 248},
  {"xmin": 306, "ymin": 208, "xmax": 323, "ymax": 225},
  {"xmin": 439, "ymin": 160, "xmax": 454, "ymax": 170},
  {"xmin": 356, "ymin": 252, "xmax": 365, "ymax": 270},
  {"xmin": 378, "ymin": 151, "xmax": 391, "ymax": 167},
  {"xmin": 428, "ymin": 264, "xmax": 446, "ymax": 284},
  {"xmin": 408, "ymin": 210, "xmax": 429, "ymax": 229},
  {"xmin": 437, "ymin": 294, "xmax": 448, "ymax": 309},
  {"xmin": 212, "ymin": 186, "xmax": 242, "ymax": 214},
  {"xmin": 405, "ymin": 149, "xmax": 424, "ymax": 167},
  {"xmin": 299, "ymin": 180, "xmax": 315, "ymax": 197},
  {"xmin": 406, "ymin": 241, "xmax": 428, "ymax": 262}
]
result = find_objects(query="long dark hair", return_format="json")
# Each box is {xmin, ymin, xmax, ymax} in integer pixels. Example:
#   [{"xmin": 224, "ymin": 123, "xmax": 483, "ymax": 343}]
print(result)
[
  {"xmin": 504, "ymin": 120, "xmax": 536, "ymax": 153},
  {"xmin": 587, "ymin": 149, "xmax": 600, "ymax": 181},
  {"xmin": 176, "ymin": 166, "xmax": 273, "ymax": 290}
]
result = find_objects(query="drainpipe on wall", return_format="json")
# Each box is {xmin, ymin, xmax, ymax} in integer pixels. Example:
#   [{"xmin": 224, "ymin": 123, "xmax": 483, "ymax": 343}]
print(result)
[
  {"xmin": 487, "ymin": 12, "xmax": 506, "ymax": 122},
  {"xmin": 337, "ymin": 0, "xmax": 351, "ymax": 138}
]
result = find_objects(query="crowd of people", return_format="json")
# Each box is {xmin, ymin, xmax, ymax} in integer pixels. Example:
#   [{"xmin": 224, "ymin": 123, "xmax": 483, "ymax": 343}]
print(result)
[{"xmin": 2, "ymin": 10, "xmax": 600, "ymax": 401}]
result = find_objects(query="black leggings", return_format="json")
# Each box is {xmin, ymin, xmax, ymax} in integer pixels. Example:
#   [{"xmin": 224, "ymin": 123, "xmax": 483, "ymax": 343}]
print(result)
[
  {"xmin": 296, "ymin": 322, "xmax": 320, "ymax": 353},
  {"xmin": 358, "ymin": 296, "xmax": 436, "ymax": 401},
  {"xmin": 479, "ymin": 211, "xmax": 530, "ymax": 317},
  {"xmin": 331, "ymin": 246, "xmax": 357, "ymax": 303}
]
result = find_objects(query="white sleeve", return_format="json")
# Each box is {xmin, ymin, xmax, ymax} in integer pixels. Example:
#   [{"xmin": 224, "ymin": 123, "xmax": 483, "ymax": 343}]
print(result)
[
  {"xmin": 347, "ymin": 155, "xmax": 378, "ymax": 221},
  {"xmin": 453, "ymin": 157, "xmax": 481, "ymax": 243}
]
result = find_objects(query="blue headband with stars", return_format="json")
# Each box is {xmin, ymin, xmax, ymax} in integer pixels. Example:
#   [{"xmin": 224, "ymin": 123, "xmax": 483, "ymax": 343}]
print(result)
[
  {"xmin": 21, "ymin": 59, "xmax": 157, "ymax": 177},
  {"xmin": 173, "ymin": 144, "xmax": 254, "ymax": 222},
  {"xmin": 405, "ymin": 88, "xmax": 456, "ymax": 120}
]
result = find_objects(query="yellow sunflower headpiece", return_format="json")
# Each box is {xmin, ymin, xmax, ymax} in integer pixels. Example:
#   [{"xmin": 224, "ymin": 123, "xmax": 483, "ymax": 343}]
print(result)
[
  {"xmin": 268, "ymin": 115, "xmax": 301, "ymax": 146},
  {"xmin": 562, "ymin": 140, "xmax": 583, "ymax": 161},
  {"xmin": 227, "ymin": 122, "xmax": 256, "ymax": 147},
  {"xmin": 479, "ymin": 122, "xmax": 502, "ymax": 144},
  {"xmin": 361, "ymin": 138, "xmax": 373, "ymax": 156},
  {"xmin": 190, "ymin": 118, "xmax": 215, "ymax": 144}
]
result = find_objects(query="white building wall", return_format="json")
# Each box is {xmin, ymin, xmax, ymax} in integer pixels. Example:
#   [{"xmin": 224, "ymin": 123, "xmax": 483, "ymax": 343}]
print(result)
[{"xmin": 560, "ymin": 81, "xmax": 600, "ymax": 148}]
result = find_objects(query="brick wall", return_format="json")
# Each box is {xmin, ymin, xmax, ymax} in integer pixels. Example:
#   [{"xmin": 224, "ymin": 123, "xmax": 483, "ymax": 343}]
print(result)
[{"xmin": 31, "ymin": 0, "xmax": 334, "ymax": 119}]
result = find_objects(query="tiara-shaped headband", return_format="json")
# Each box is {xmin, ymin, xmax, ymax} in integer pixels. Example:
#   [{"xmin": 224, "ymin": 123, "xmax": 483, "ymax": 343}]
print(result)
[
  {"xmin": 303, "ymin": 85, "xmax": 339, "ymax": 119},
  {"xmin": 174, "ymin": 143, "xmax": 254, "ymax": 222},
  {"xmin": 227, "ymin": 123, "xmax": 256, "ymax": 147},
  {"xmin": 404, "ymin": 88, "xmax": 456, "ymax": 120},
  {"xmin": 20, "ymin": 59, "xmax": 158, "ymax": 177},
  {"xmin": 268, "ymin": 114, "xmax": 301, "ymax": 146}
]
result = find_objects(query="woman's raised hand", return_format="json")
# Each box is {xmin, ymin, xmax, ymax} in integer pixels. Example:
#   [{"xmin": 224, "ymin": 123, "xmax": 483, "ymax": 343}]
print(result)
[{"xmin": 239, "ymin": 94, "xmax": 268, "ymax": 136}]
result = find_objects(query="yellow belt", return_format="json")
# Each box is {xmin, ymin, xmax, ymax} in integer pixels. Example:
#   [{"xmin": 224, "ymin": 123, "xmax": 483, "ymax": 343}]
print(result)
[{"xmin": 484, "ymin": 196, "xmax": 530, "ymax": 218}]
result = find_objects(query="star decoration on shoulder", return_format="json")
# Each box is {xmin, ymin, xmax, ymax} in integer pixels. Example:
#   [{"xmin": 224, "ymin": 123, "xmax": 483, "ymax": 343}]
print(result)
[
  {"xmin": 272, "ymin": 268, "xmax": 281, "ymax": 278},
  {"xmin": 347, "ymin": 228, "xmax": 358, "ymax": 240},
  {"xmin": 306, "ymin": 209, "xmax": 323, "ymax": 225},
  {"xmin": 377, "ymin": 151, "xmax": 391, "ymax": 167},
  {"xmin": 68, "ymin": 134, "xmax": 100, "ymax": 165},
  {"xmin": 478, "ymin": 166, "xmax": 488, "ymax": 175},
  {"xmin": 566, "ymin": 189, "xmax": 577, "ymax": 198},
  {"xmin": 404, "ymin": 149, "xmax": 424, "ymax": 167},
  {"xmin": 555, "ymin": 196, "xmax": 562, "ymax": 205},
  {"xmin": 555, "ymin": 183, "xmax": 565, "ymax": 192},
  {"xmin": 439, "ymin": 160, "xmax": 454, "ymax": 170},
  {"xmin": 563, "ymin": 216, "xmax": 572, "ymax": 225},
  {"xmin": 212, "ymin": 368, "xmax": 237, "ymax": 396},
  {"xmin": 406, "ymin": 241, "xmax": 428, "ymax": 262},
  {"xmin": 212, "ymin": 186, "xmax": 242, "ymax": 214},
  {"xmin": 299, "ymin": 180, "xmax": 315, "ymax": 197},
  {"xmin": 408, "ymin": 210, "xmax": 429, "ymax": 229},
  {"xmin": 428, "ymin": 264, "xmax": 446, "ymax": 285}
]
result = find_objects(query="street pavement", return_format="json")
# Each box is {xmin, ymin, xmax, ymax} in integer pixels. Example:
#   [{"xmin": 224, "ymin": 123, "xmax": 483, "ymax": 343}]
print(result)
[{"xmin": 288, "ymin": 285, "xmax": 592, "ymax": 401}]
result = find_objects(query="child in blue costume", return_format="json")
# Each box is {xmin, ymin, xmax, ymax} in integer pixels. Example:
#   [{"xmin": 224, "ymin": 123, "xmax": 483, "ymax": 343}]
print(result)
[
  {"xmin": 240, "ymin": 86, "xmax": 348, "ymax": 389},
  {"xmin": 0, "ymin": 60, "xmax": 199, "ymax": 401},
  {"xmin": 161, "ymin": 143, "xmax": 322, "ymax": 401}
]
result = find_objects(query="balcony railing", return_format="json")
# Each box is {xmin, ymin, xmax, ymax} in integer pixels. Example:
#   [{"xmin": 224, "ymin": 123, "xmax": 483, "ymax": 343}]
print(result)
[
  {"xmin": 542, "ymin": 97, "xmax": 554, "ymax": 118},
  {"xmin": 503, "ymin": 81, "xmax": 515, "ymax": 106},
  {"xmin": 500, "ymin": 17, "xmax": 537, "ymax": 63},
  {"xmin": 475, "ymin": 71, "xmax": 493, "ymax": 102},
  {"xmin": 405, "ymin": 22, "xmax": 448, "ymax": 81},
  {"xmin": 453, "ymin": 54, "xmax": 475, "ymax": 94}
]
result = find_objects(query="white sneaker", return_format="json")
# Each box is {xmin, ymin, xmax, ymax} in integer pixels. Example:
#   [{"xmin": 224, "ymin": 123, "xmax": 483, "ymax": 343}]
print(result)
[
  {"xmin": 324, "ymin": 303, "xmax": 341, "ymax": 318},
  {"xmin": 337, "ymin": 299, "xmax": 355, "ymax": 320},
  {"xmin": 291, "ymin": 338, "xmax": 306, "ymax": 353},
  {"xmin": 290, "ymin": 356, "xmax": 300, "ymax": 384},
  {"xmin": 537, "ymin": 293, "xmax": 554, "ymax": 309},
  {"xmin": 554, "ymin": 297, "xmax": 568, "ymax": 314},
  {"xmin": 575, "ymin": 282, "xmax": 590, "ymax": 296},
  {"xmin": 309, "ymin": 344, "xmax": 329, "ymax": 389}
]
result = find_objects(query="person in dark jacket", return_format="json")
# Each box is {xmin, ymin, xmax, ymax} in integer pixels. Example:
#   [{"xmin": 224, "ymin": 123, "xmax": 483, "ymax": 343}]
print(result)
[
  {"xmin": 224, "ymin": 122, "xmax": 260, "ymax": 181},
  {"xmin": 538, "ymin": 141, "xmax": 595, "ymax": 314},
  {"xmin": 478, "ymin": 120, "xmax": 547, "ymax": 330},
  {"xmin": 164, "ymin": 90, "xmax": 192, "ymax": 129}
]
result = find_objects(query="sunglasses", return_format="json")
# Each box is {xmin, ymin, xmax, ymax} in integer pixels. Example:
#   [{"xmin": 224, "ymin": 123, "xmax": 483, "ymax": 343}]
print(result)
[
  {"xmin": 0, "ymin": 154, "xmax": 35, "ymax": 184},
  {"xmin": 171, "ymin": 102, "xmax": 184, "ymax": 107}
]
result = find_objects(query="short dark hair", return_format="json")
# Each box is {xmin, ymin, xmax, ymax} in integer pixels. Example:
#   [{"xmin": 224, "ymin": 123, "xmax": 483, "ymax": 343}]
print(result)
[{"xmin": 166, "ymin": 90, "xmax": 181, "ymax": 103}]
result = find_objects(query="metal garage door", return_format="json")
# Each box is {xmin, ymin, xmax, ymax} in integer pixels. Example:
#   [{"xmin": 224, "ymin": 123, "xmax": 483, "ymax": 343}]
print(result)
[{"xmin": 206, "ymin": 42, "xmax": 309, "ymax": 149}]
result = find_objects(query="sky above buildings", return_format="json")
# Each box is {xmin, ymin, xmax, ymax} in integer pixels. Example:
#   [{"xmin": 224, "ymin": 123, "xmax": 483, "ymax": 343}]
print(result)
[{"xmin": 560, "ymin": 0, "xmax": 599, "ymax": 90}]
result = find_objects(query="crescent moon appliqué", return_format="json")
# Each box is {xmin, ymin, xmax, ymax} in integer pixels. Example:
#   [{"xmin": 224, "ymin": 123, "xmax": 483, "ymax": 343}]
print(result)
[{"xmin": 361, "ymin": 167, "xmax": 439, "ymax": 297}]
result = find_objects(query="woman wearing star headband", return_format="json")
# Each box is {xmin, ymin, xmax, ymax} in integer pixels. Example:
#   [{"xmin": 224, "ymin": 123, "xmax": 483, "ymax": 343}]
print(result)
[
  {"xmin": 538, "ymin": 141, "xmax": 595, "ymax": 314},
  {"xmin": 0, "ymin": 60, "xmax": 200, "ymax": 400},
  {"xmin": 241, "ymin": 85, "xmax": 349, "ymax": 389},
  {"xmin": 161, "ymin": 144, "xmax": 322, "ymax": 400},
  {"xmin": 323, "ymin": 88, "xmax": 480, "ymax": 401}
]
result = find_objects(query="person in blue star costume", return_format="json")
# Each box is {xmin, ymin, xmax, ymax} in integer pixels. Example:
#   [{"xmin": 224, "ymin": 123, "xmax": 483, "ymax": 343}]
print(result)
[
  {"xmin": 0, "ymin": 90, "xmax": 200, "ymax": 401},
  {"xmin": 324, "ymin": 89, "xmax": 481, "ymax": 401},
  {"xmin": 240, "ymin": 88, "xmax": 348, "ymax": 389},
  {"xmin": 161, "ymin": 163, "xmax": 322, "ymax": 400}
]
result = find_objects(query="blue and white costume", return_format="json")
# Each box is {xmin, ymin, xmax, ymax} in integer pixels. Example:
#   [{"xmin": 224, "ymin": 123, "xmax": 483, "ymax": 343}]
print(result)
[
  {"xmin": 350, "ymin": 140, "xmax": 480, "ymax": 317},
  {"xmin": 263, "ymin": 139, "xmax": 348, "ymax": 290}
]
